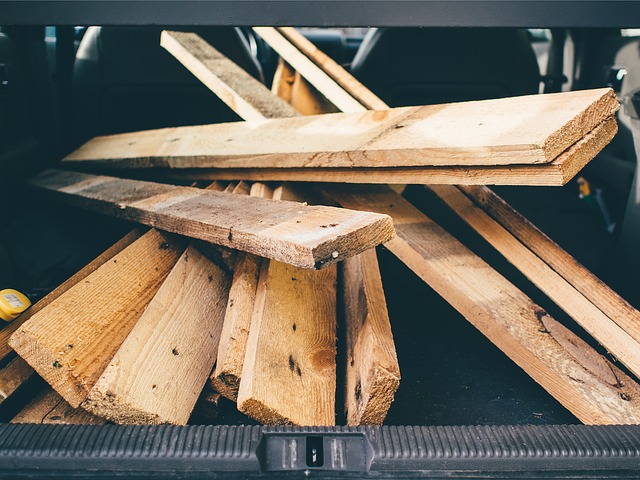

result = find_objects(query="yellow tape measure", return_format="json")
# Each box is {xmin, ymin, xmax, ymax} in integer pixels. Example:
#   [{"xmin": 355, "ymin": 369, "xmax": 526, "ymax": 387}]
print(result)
[{"xmin": 0, "ymin": 289, "xmax": 31, "ymax": 322}]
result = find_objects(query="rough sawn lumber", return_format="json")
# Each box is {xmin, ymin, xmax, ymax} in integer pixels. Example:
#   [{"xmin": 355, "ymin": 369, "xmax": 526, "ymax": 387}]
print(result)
[
  {"xmin": 26, "ymin": 169, "xmax": 394, "ymax": 270},
  {"xmin": 62, "ymin": 88, "xmax": 618, "ymax": 169},
  {"xmin": 324, "ymin": 184, "xmax": 640, "ymax": 425}
]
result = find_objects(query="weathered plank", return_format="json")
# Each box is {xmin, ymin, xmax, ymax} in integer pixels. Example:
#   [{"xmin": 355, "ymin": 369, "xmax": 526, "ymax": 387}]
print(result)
[
  {"xmin": 134, "ymin": 115, "xmax": 618, "ymax": 187},
  {"xmin": 430, "ymin": 184, "xmax": 640, "ymax": 380},
  {"xmin": 210, "ymin": 183, "xmax": 271, "ymax": 401},
  {"xmin": 12, "ymin": 388, "xmax": 106, "ymax": 425},
  {"xmin": 161, "ymin": 30, "xmax": 299, "ymax": 121},
  {"xmin": 63, "ymin": 89, "xmax": 618, "ymax": 169},
  {"xmin": 0, "ymin": 229, "xmax": 143, "ymax": 363},
  {"xmin": 460, "ymin": 184, "xmax": 640, "ymax": 343},
  {"xmin": 83, "ymin": 246, "xmax": 230, "ymax": 425},
  {"xmin": 9, "ymin": 229, "xmax": 185, "ymax": 407},
  {"xmin": 342, "ymin": 250, "xmax": 400, "ymax": 425},
  {"xmin": 0, "ymin": 356, "xmax": 34, "ymax": 405},
  {"xmin": 324, "ymin": 184, "xmax": 640, "ymax": 425},
  {"xmin": 275, "ymin": 27, "xmax": 389, "ymax": 111},
  {"xmin": 253, "ymin": 27, "xmax": 366, "ymax": 113},
  {"xmin": 26, "ymin": 169, "xmax": 394, "ymax": 270},
  {"xmin": 237, "ymin": 185, "xmax": 337, "ymax": 426}
]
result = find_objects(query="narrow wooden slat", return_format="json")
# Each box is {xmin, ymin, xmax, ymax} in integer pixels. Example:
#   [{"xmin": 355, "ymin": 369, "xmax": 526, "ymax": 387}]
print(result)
[
  {"xmin": 0, "ymin": 229, "xmax": 143, "ymax": 363},
  {"xmin": 429, "ymin": 184, "xmax": 640, "ymax": 380},
  {"xmin": 161, "ymin": 30, "xmax": 299, "ymax": 121},
  {"xmin": 276, "ymin": 27, "xmax": 389, "ymax": 111},
  {"xmin": 12, "ymin": 388, "xmax": 106, "ymax": 425},
  {"xmin": 26, "ymin": 169, "xmax": 394, "ymax": 270},
  {"xmin": 83, "ymin": 246, "xmax": 230, "ymax": 425},
  {"xmin": 324, "ymin": 184, "xmax": 640, "ymax": 425},
  {"xmin": 253, "ymin": 27, "xmax": 366, "ymax": 113},
  {"xmin": 63, "ymin": 89, "xmax": 618, "ymax": 169},
  {"xmin": 0, "ymin": 357, "xmax": 34, "ymax": 405},
  {"xmin": 460, "ymin": 184, "xmax": 640, "ymax": 343},
  {"xmin": 106, "ymin": 115, "xmax": 618, "ymax": 187},
  {"xmin": 210, "ymin": 182, "xmax": 271, "ymax": 401},
  {"xmin": 237, "ymin": 185, "xmax": 337, "ymax": 425},
  {"xmin": 342, "ymin": 250, "xmax": 400, "ymax": 425},
  {"xmin": 9, "ymin": 229, "xmax": 185, "ymax": 407}
]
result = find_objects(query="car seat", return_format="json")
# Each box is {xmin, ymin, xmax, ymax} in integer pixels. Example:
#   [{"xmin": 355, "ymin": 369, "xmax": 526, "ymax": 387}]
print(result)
[
  {"xmin": 350, "ymin": 27, "xmax": 541, "ymax": 107},
  {"xmin": 72, "ymin": 26, "xmax": 263, "ymax": 147}
]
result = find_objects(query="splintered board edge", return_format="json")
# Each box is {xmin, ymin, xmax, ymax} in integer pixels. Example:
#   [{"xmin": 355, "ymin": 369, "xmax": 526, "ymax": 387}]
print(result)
[{"xmin": 26, "ymin": 169, "xmax": 395, "ymax": 269}]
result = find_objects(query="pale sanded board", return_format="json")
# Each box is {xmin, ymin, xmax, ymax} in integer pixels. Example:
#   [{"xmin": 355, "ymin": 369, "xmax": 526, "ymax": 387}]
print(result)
[
  {"xmin": 324, "ymin": 184, "xmax": 640, "ymax": 425},
  {"xmin": 62, "ymin": 89, "xmax": 618, "ymax": 169},
  {"xmin": 149, "ymin": 115, "xmax": 618, "ymax": 187},
  {"xmin": 429, "ymin": 184, "xmax": 640, "ymax": 380},
  {"xmin": 26, "ymin": 169, "xmax": 394, "ymax": 270},
  {"xmin": 83, "ymin": 247, "xmax": 230, "ymax": 425},
  {"xmin": 161, "ymin": 30, "xmax": 299, "ymax": 120},
  {"xmin": 9, "ymin": 229, "xmax": 185, "ymax": 407}
]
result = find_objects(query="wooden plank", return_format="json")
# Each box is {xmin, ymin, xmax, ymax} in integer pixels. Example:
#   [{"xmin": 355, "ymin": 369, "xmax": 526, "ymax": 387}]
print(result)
[
  {"xmin": 0, "ymin": 357, "xmax": 34, "ymax": 405},
  {"xmin": 237, "ymin": 185, "xmax": 337, "ymax": 426},
  {"xmin": 0, "ymin": 229, "xmax": 143, "ymax": 363},
  {"xmin": 324, "ymin": 184, "xmax": 640, "ymax": 425},
  {"xmin": 152, "ymin": 115, "xmax": 617, "ymax": 186},
  {"xmin": 275, "ymin": 27, "xmax": 389, "ymax": 111},
  {"xmin": 161, "ymin": 30, "xmax": 299, "ymax": 121},
  {"xmin": 459, "ymin": 184, "xmax": 640, "ymax": 347},
  {"xmin": 342, "ymin": 250, "xmax": 400, "ymax": 425},
  {"xmin": 253, "ymin": 27, "xmax": 366, "ymax": 113},
  {"xmin": 83, "ymin": 246, "xmax": 230, "ymax": 425},
  {"xmin": 63, "ymin": 89, "xmax": 618, "ymax": 169},
  {"xmin": 429, "ymin": 184, "xmax": 640, "ymax": 380},
  {"xmin": 209, "ymin": 182, "xmax": 272, "ymax": 401},
  {"xmin": 8, "ymin": 229, "xmax": 185, "ymax": 407},
  {"xmin": 12, "ymin": 388, "xmax": 106, "ymax": 425},
  {"xmin": 191, "ymin": 389, "xmax": 221, "ymax": 420},
  {"xmin": 27, "ymin": 169, "xmax": 394, "ymax": 270}
]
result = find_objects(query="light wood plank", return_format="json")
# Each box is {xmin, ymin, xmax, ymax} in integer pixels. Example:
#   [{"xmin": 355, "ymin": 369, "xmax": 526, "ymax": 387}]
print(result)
[
  {"xmin": 276, "ymin": 27, "xmax": 389, "ymax": 111},
  {"xmin": 430, "ymin": 184, "xmax": 640, "ymax": 380},
  {"xmin": 237, "ymin": 185, "xmax": 337, "ymax": 425},
  {"xmin": 161, "ymin": 30, "xmax": 299, "ymax": 121},
  {"xmin": 253, "ymin": 27, "xmax": 366, "ymax": 113},
  {"xmin": 12, "ymin": 388, "xmax": 106, "ymax": 425},
  {"xmin": 342, "ymin": 250, "xmax": 400, "ymax": 425},
  {"xmin": 83, "ymin": 246, "xmax": 230, "ymax": 425},
  {"xmin": 0, "ymin": 229, "xmax": 143, "ymax": 363},
  {"xmin": 156, "ymin": 115, "xmax": 617, "ymax": 186},
  {"xmin": 210, "ymin": 182, "xmax": 272, "ymax": 401},
  {"xmin": 0, "ymin": 357, "xmax": 34, "ymax": 405},
  {"xmin": 460, "ymin": 184, "xmax": 640, "ymax": 346},
  {"xmin": 9, "ymin": 229, "xmax": 185, "ymax": 407},
  {"xmin": 63, "ymin": 89, "xmax": 618, "ymax": 169},
  {"xmin": 324, "ymin": 184, "xmax": 640, "ymax": 425}
]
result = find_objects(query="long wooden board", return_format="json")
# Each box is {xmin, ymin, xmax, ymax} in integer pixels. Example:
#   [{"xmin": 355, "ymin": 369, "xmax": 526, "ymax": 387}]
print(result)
[
  {"xmin": 429, "ymin": 184, "xmax": 640, "ymax": 380},
  {"xmin": 210, "ymin": 183, "xmax": 271, "ymax": 401},
  {"xmin": 160, "ymin": 30, "xmax": 299, "ymax": 121},
  {"xmin": 274, "ymin": 27, "xmax": 389, "ymax": 111},
  {"xmin": 26, "ymin": 169, "xmax": 394, "ymax": 270},
  {"xmin": 237, "ymin": 185, "xmax": 337, "ymax": 426},
  {"xmin": 63, "ymin": 88, "xmax": 618, "ymax": 169},
  {"xmin": 460, "ymin": 184, "xmax": 640, "ymax": 343},
  {"xmin": 0, "ymin": 229, "xmax": 143, "ymax": 363},
  {"xmin": 12, "ymin": 388, "xmax": 106, "ymax": 425},
  {"xmin": 144, "ymin": 115, "xmax": 617, "ymax": 187},
  {"xmin": 83, "ymin": 246, "xmax": 230, "ymax": 425},
  {"xmin": 9, "ymin": 229, "xmax": 185, "ymax": 407},
  {"xmin": 324, "ymin": 184, "xmax": 640, "ymax": 425},
  {"xmin": 0, "ymin": 357, "xmax": 34, "ymax": 405}
]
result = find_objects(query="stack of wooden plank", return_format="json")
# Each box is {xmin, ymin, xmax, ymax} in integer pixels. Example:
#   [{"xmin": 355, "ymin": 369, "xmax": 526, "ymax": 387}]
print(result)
[{"xmin": 1, "ymin": 27, "xmax": 639, "ymax": 427}]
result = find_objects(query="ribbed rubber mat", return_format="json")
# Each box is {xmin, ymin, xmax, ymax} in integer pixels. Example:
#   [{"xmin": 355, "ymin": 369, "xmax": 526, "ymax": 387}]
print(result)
[{"xmin": 0, "ymin": 424, "xmax": 639, "ymax": 477}]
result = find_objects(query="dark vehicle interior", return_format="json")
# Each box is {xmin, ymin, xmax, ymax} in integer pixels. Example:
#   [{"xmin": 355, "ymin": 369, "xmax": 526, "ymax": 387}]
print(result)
[{"xmin": 1, "ymin": 1, "xmax": 640, "ymax": 477}]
